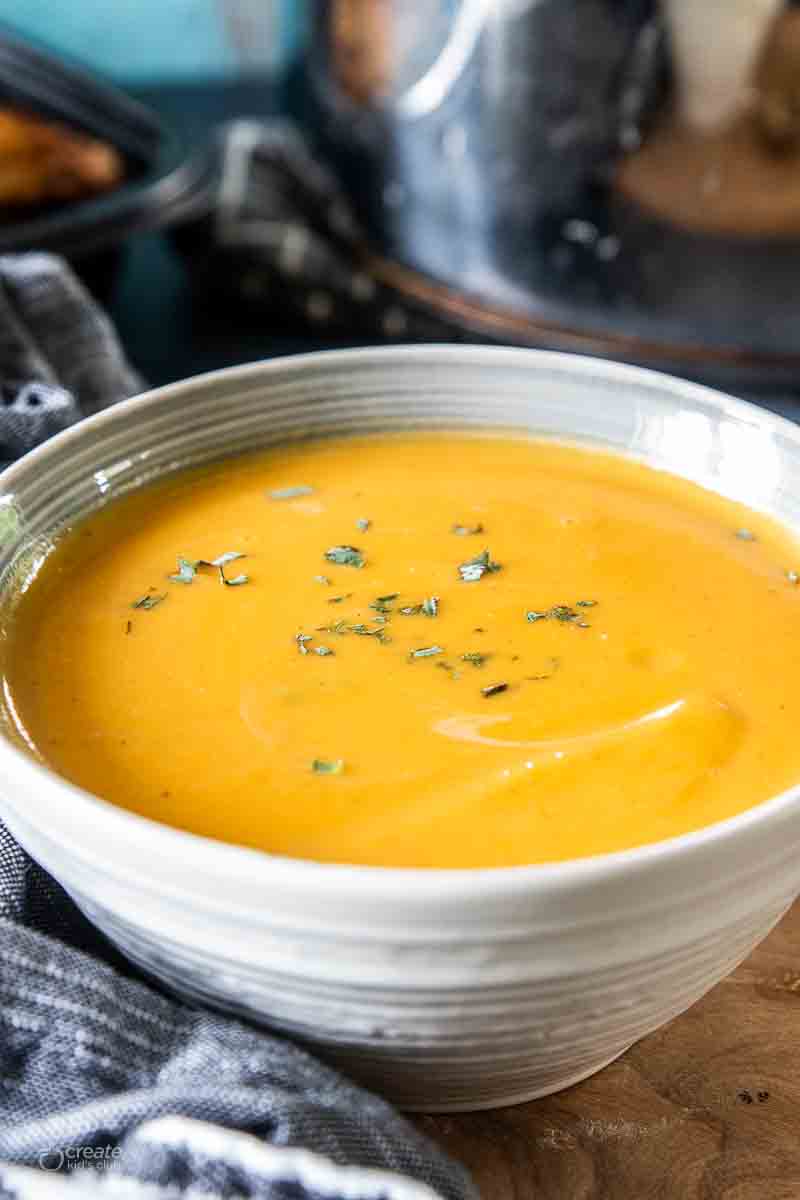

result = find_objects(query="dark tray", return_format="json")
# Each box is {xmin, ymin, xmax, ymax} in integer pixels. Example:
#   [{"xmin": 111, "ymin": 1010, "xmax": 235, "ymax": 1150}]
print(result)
[{"xmin": 0, "ymin": 27, "xmax": 216, "ymax": 298}]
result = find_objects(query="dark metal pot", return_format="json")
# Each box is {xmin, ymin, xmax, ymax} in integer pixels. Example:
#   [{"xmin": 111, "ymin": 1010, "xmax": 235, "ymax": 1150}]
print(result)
[
  {"xmin": 297, "ymin": 0, "xmax": 800, "ymax": 392},
  {"xmin": 303, "ymin": 0, "xmax": 659, "ymax": 297}
]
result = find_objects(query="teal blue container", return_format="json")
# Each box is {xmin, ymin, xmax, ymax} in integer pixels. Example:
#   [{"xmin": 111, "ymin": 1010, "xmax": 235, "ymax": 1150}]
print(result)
[{"xmin": 0, "ymin": 0, "xmax": 304, "ymax": 83}]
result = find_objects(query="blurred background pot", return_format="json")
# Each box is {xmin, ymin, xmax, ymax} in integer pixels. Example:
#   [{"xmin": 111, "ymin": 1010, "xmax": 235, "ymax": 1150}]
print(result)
[{"xmin": 295, "ymin": 0, "xmax": 800, "ymax": 391}]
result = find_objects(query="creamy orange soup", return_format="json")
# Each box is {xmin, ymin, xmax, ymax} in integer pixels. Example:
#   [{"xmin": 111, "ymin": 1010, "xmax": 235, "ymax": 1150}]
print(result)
[{"xmin": 4, "ymin": 433, "xmax": 800, "ymax": 868}]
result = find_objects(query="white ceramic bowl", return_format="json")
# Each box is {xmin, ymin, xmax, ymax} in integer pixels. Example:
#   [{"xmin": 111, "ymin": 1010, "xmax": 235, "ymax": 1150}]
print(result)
[{"xmin": 1, "ymin": 347, "xmax": 800, "ymax": 1112}]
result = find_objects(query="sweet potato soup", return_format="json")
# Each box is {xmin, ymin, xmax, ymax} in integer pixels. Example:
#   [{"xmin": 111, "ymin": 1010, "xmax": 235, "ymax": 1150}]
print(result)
[{"xmin": 4, "ymin": 433, "xmax": 800, "ymax": 868}]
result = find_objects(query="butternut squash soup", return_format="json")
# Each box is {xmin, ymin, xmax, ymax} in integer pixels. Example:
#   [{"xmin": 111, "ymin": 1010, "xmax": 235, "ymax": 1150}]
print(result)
[{"xmin": 4, "ymin": 434, "xmax": 800, "ymax": 868}]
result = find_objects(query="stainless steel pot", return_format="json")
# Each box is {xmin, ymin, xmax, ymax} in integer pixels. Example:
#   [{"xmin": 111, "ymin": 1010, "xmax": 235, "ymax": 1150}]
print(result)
[
  {"xmin": 303, "ymin": 0, "xmax": 657, "ymax": 295},
  {"xmin": 297, "ymin": 0, "xmax": 800, "ymax": 390}
]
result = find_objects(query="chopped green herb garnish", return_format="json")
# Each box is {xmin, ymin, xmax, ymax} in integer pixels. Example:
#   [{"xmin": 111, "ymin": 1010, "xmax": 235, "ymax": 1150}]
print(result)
[
  {"xmin": 312, "ymin": 758, "xmax": 344, "ymax": 775},
  {"xmin": 317, "ymin": 620, "xmax": 349, "ymax": 635},
  {"xmin": 170, "ymin": 552, "xmax": 247, "ymax": 586},
  {"xmin": 212, "ymin": 551, "xmax": 246, "ymax": 567},
  {"xmin": 736, "ymin": 528, "xmax": 756, "ymax": 541},
  {"xmin": 316, "ymin": 620, "xmax": 389, "ymax": 642},
  {"xmin": 458, "ymin": 548, "xmax": 501, "ymax": 582},
  {"xmin": 527, "ymin": 604, "xmax": 590, "ymax": 626},
  {"xmin": 199, "ymin": 552, "xmax": 249, "ymax": 587},
  {"xmin": 576, "ymin": 600, "xmax": 597, "ymax": 608},
  {"xmin": 132, "ymin": 593, "xmax": 166, "ymax": 610},
  {"xmin": 270, "ymin": 485, "xmax": 313, "ymax": 500},
  {"xmin": 409, "ymin": 645, "xmax": 444, "ymax": 659},
  {"xmin": 296, "ymin": 633, "xmax": 312, "ymax": 655},
  {"xmin": 351, "ymin": 624, "xmax": 391, "ymax": 642},
  {"xmin": 461, "ymin": 652, "xmax": 488, "ymax": 667},
  {"xmin": 481, "ymin": 682, "xmax": 508, "ymax": 698},
  {"xmin": 437, "ymin": 661, "xmax": 461, "ymax": 680},
  {"xmin": 328, "ymin": 594, "xmax": 352, "ymax": 604},
  {"xmin": 314, "ymin": 575, "xmax": 331, "ymax": 585},
  {"xmin": 452, "ymin": 522, "xmax": 484, "ymax": 536},
  {"xmin": 325, "ymin": 545, "xmax": 365, "ymax": 568},
  {"xmin": 787, "ymin": 570, "xmax": 799, "ymax": 585},
  {"xmin": 314, "ymin": 646, "xmax": 334, "ymax": 656},
  {"xmin": 356, "ymin": 518, "xmax": 371, "ymax": 532},
  {"xmin": 354, "ymin": 623, "xmax": 391, "ymax": 643},
  {"xmin": 369, "ymin": 595, "xmax": 396, "ymax": 613},
  {"xmin": 397, "ymin": 598, "xmax": 441, "ymax": 617},
  {"xmin": 169, "ymin": 557, "xmax": 197, "ymax": 584},
  {"xmin": 219, "ymin": 568, "xmax": 249, "ymax": 587}
]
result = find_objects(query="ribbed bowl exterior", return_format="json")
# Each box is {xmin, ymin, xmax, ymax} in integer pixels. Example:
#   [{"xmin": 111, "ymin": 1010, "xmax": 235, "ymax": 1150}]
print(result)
[{"xmin": 1, "ymin": 347, "xmax": 800, "ymax": 1111}]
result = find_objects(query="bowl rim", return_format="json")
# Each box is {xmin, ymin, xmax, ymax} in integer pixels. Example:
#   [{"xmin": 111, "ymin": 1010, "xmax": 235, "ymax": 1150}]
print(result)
[{"xmin": 3, "ymin": 342, "xmax": 800, "ymax": 902}]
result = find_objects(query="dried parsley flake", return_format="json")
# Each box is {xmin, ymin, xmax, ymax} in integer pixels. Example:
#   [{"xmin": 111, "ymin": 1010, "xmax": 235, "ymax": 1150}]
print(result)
[
  {"xmin": 458, "ymin": 548, "xmax": 501, "ymax": 582},
  {"xmin": 316, "ymin": 620, "xmax": 389, "ymax": 642},
  {"xmin": 132, "ymin": 593, "xmax": 166, "ymax": 610},
  {"xmin": 312, "ymin": 758, "xmax": 344, "ymax": 775},
  {"xmin": 325, "ymin": 545, "xmax": 365, "ymax": 568},
  {"xmin": 212, "ymin": 552, "xmax": 246, "ymax": 567},
  {"xmin": 169, "ymin": 552, "xmax": 247, "ymax": 586},
  {"xmin": 169, "ymin": 557, "xmax": 197, "ymax": 584},
  {"xmin": 461, "ymin": 652, "xmax": 488, "ymax": 667},
  {"xmin": 369, "ymin": 594, "xmax": 397, "ymax": 613},
  {"xmin": 409, "ymin": 645, "xmax": 444, "ymax": 659},
  {"xmin": 219, "ymin": 568, "xmax": 249, "ymax": 587},
  {"xmin": 526, "ymin": 604, "xmax": 591, "ymax": 626}
]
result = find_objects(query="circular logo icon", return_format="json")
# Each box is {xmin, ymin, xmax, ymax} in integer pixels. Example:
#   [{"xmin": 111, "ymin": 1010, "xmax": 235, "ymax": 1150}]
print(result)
[{"xmin": 38, "ymin": 1149, "xmax": 64, "ymax": 1172}]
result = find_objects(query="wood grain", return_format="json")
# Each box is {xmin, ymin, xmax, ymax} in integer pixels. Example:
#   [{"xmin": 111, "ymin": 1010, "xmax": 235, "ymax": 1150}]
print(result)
[{"xmin": 414, "ymin": 900, "xmax": 800, "ymax": 1199}]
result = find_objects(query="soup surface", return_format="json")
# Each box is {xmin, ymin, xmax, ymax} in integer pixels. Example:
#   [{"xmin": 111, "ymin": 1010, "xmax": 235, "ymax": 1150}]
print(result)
[{"xmin": 5, "ymin": 434, "xmax": 800, "ymax": 868}]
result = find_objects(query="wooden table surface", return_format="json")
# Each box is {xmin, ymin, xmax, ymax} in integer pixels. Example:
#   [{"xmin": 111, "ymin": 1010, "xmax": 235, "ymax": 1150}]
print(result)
[{"xmin": 414, "ymin": 900, "xmax": 800, "ymax": 1199}]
